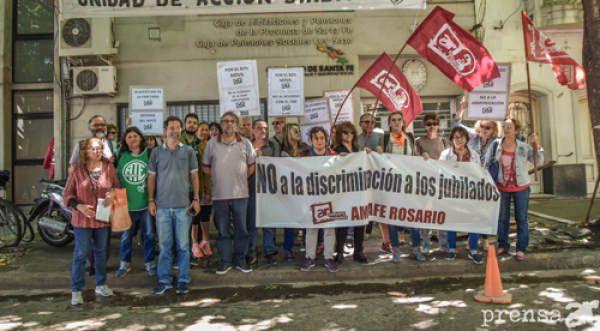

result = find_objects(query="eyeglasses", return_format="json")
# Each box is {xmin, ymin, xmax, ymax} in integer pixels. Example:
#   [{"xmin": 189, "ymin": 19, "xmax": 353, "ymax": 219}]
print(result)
[
  {"xmin": 291, "ymin": 129, "xmax": 300, "ymax": 134},
  {"xmin": 108, "ymin": 131, "xmax": 117, "ymax": 134},
  {"xmin": 167, "ymin": 126, "xmax": 182, "ymax": 132},
  {"xmin": 90, "ymin": 124, "xmax": 106, "ymax": 128},
  {"xmin": 256, "ymin": 126, "xmax": 268, "ymax": 130},
  {"xmin": 272, "ymin": 121, "xmax": 284, "ymax": 125},
  {"xmin": 480, "ymin": 125, "xmax": 492, "ymax": 131},
  {"xmin": 453, "ymin": 135, "xmax": 465, "ymax": 140},
  {"xmin": 390, "ymin": 118, "xmax": 403, "ymax": 122},
  {"xmin": 425, "ymin": 122, "xmax": 439, "ymax": 127},
  {"xmin": 222, "ymin": 119, "xmax": 236, "ymax": 124},
  {"xmin": 503, "ymin": 125, "xmax": 514, "ymax": 129},
  {"xmin": 342, "ymin": 130, "xmax": 355, "ymax": 135},
  {"xmin": 88, "ymin": 147, "xmax": 103, "ymax": 152}
]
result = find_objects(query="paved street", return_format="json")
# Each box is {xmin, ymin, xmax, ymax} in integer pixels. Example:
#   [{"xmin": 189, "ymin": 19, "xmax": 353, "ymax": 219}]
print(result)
[{"xmin": 1, "ymin": 268, "xmax": 600, "ymax": 330}]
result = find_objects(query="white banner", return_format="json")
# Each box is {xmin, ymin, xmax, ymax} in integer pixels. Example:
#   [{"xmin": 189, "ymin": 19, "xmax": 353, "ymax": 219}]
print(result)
[
  {"xmin": 268, "ymin": 68, "xmax": 304, "ymax": 117},
  {"xmin": 59, "ymin": 0, "xmax": 426, "ymax": 19},
  {"xmin": 256, "ymin": 152, "xmax": 500, "ymax": 235},
  {"xmin": 324, "ymin": 90, "xmax": 354, "ymax": 124},
  {"xmin": 217, "ymin": 60, "xmax": 260, "ymax": 117}
]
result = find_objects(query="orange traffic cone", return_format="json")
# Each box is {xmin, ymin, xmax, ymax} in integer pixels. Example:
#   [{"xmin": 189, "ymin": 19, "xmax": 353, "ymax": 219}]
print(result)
[{"xmin": 474, "ymin": 246, "xmax": 512, "ymax": 304}]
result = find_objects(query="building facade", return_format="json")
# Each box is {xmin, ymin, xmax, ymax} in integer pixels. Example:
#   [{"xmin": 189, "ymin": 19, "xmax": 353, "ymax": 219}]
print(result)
[{"xmin": 0, "ymin": 0, "xmax": 591, "ymax": 205}]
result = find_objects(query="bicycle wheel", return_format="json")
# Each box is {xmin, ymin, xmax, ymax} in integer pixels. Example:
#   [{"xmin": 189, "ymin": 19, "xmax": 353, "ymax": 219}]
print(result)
[
  {"xmin": 0, "ymin": 200, "xmax": 22, "ymax": 247},
  {"xmin": 1, "ymin": 200, "xmax": 29, "ymax": 242}
]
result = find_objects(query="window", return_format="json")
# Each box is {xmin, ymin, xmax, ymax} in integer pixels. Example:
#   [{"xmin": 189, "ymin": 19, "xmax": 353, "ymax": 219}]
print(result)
[
  {"xmin": 12, "ymin": 91, "xmax": 54, "ymax": 205},
  {"xmin": 16, "ymin": 0, "xmax": 54, "ymax": 35}
]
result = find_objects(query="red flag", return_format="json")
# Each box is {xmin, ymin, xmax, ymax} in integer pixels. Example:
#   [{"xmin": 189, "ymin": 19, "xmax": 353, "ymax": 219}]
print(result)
[
  {"xmin": 522, "ymin": 12, "xmax": 585, "ymax": 90},
  {"xmin": 355, "ymin": 52, "xmax": 423, "ymax": 125},
  {"xmin": 43, "ymin": 136, "xmax": 55, "ymax": 179},
  {"xmin": 407, "ymin": 6, "xmax": 499, "ymax": 92}
]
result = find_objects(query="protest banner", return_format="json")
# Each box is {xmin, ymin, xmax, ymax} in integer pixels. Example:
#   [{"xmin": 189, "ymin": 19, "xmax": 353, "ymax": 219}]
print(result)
[
  {"xmin": 268, "ymin": 68, "xmax": 305, "ymax": 117},
  {"xmin": 217, "ymin": 60, "xmax": 260, "ymax": 117},
  {"xmin": 256, "ymin": 152, "xmax": 499, "ymax": 235}
]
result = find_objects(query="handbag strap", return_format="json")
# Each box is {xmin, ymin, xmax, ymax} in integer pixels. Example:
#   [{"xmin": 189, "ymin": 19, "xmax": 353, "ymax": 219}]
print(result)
[{"xmin": 86, "ymin": 170, "xmax": 98, "ymax": 202}]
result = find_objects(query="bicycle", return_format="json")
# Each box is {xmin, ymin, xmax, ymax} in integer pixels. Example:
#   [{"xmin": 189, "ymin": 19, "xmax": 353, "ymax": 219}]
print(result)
[{"xmin": 0, "ymin": 170, "xmax": 25, "ymax": 247}]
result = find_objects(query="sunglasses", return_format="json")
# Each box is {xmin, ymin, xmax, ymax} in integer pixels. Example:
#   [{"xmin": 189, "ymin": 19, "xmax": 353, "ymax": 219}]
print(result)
[
  {"xmin": 360, "ymin": 120, "xmax": 374, "ymax": 124},
  {"xmin": 108, "ymin": 131, "xmax": 117, "ymax": 134},
  {"xmin": 272, "ymin": 121, "xmax": 284, "ymax": 125},
  {"xmin": 480, "ymin": 125, "xmax": 492, "ymax": 130},
  {"xmin": 503, "ymin": 125, "xmax": 514, "ymax": 129},
  {"xmin": 342, "ymin": 130, "xmax": 355, "ymax": 135},
  {"xmin": 292, "ymin": 129, "xmax": 300, "ymax": 134},
  {"xmin": 390, "ymin": 118, "xmax": 403, "ymax": 122},
  {"xmin": 425, "ymin": 122, "xmax": 439, "ymax": 127}
]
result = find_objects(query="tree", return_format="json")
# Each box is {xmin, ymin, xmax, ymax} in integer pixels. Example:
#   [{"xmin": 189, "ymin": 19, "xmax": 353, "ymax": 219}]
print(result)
[{"xmin": 582, "ymin": 0, "xmax": 600, "ymax": 224}]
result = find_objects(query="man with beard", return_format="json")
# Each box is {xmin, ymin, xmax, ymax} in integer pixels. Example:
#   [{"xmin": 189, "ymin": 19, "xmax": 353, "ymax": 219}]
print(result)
[
  {"xmin": 179, "ymin": 113, "xmax": 205, "ymax": 263},
  {"xmin": 68, "ymin": 115, "xmax": 118, "ymax": 174},
  {"xmin": 202, "ymin": 112, "xmax": 257, "ymax": 275},
  {"xmin": 149, "ymin": 116, "xmax": 200, "ymax": 295},
  {"xmin": 239, "ymin": 117, "xmax": 253, "ymax": 140},
  {"xmin": 248, "ymin": 119, "xmax": 280, "ymax": 266}
]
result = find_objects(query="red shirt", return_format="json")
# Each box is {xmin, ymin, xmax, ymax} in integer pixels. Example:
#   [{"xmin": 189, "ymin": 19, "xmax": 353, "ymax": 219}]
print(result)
[
  {"xmin": 497, "ymin": 150, "xmax": 530, "ymax": 192},
  {"xmin": 63, "ymin": 162, "xmax": 121, "ymax": 228}
]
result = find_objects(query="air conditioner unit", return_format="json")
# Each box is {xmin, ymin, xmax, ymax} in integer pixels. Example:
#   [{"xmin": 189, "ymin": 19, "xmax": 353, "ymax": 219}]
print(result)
[
  {"xmin": 59, "ymin": 18, "xmax": 116, "ymax": 57},
  {"xmin": 73, "ymin": 66, "xmax": 117, "ymax": 96}
]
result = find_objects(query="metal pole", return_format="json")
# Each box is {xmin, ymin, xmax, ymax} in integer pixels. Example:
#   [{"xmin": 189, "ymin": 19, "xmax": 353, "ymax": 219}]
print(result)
[{"xmin": 525, "ymin": 61, "xmax": 539, "ymax": 181}]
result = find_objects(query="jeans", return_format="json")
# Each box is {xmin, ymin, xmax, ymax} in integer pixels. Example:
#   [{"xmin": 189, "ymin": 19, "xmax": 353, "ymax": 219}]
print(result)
[
  {"xmin": 389, "ymin": 226, "xmax": 420, "ymax": 248},
  {"xmin": 119, "ymin": 209, "xmax": 156, "ymax": 268},
  {"xmin": 283, "ymin": 228, "xmax": 295, "ymax": 251},
  {"xmin": 72, "ymin": 226, "xmax": 110, "ymax": 292},
  {"xmin": 246, "ymin": 196, "xmax": 258, "ymax": 259},
  {"xmin": 214, "ymin": 198, "xmax": 249, "ymax": 266},
  {"xmin": 447, "ymin": 232, "xmax": 480, "ymax": 253},
  {"xmin": 156, "ymin": 208, "xmax": 192, "ymax": 284},
  {"xmin": 306, "ymin": 228, "xmax": 335, "ymax": 259},
  {"xmin": 263, "ymin": 228, "xmax": 276, "ymax": 256},
  {"xmin": 498, "ymin": 187, "xmax": 531, "ymax": 253}
]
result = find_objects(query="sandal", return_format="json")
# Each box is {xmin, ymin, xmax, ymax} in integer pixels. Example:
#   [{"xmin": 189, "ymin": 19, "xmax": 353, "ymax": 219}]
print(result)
[
  {"xmin": 496, "ymin": 247, "xmax": 510, "ymax": 256},
  {"xmin": 515, "ymin": 252, "xmax": 525, "ymax": 261}
]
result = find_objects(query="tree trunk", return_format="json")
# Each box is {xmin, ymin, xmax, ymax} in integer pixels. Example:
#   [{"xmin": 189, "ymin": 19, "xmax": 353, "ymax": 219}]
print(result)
[{"xmin": 582, "ymin": 0, "xmax": 600, "ymax": 225}]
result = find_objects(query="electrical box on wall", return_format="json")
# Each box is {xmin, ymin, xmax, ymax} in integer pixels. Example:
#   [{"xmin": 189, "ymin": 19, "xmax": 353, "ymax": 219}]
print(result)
[
  {"xmin": 59, "ymin": 18, "xmax": 117, "ymax": 57},
  {"xmin": 73, "ymin": 66, "xmax": 117, "ymax": 96}
]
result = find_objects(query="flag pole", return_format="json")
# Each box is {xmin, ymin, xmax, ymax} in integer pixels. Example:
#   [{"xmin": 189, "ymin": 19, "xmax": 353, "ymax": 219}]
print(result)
[
  {"xmin": 521, "ymin": 11, "xmax": 539, "ymax": 181},
  {"xmin": 362, "ymin": 42, "xmax": 410, "ymax": 150}
]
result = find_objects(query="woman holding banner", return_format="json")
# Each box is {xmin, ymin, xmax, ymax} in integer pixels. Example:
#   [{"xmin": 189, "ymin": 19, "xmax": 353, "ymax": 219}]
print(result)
[
  {"xmin": 375, "ymin": 111, "xmax": 424, "ymax": 263},
  {"xmin": 485, "ymin": 118, "xmax": 543, "ymax": 261},
  {"xmin": 281, "ymin": 123, "xmax": 307, "ymax": 262},
  {"xmin": 114, "ymin": 127, "xmax": 157, "ymax": 277},
  {"xmin": 434, "ymin": 126, "xmax": 483, "ymax": 264},
  {"xmin": 414, "ymin": 113, "xmax": 451, "ymax": 255},
  {"xmin": 299, "ymin": 126, "xmax": 338, "ymax": 272},
  {"xmin": 333, "ymin": 121, "xmax": 368, "ymax": 264}
]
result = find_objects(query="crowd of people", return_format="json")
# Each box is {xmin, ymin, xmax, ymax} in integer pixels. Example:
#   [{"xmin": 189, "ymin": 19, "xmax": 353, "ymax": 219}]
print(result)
[{"xmin": 63, "ymin": 105, "xmax": 544, "ymax": 305}]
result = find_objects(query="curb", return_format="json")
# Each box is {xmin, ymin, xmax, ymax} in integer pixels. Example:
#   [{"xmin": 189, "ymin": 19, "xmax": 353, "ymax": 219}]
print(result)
[{"xmin": 1, "ymin": 250, "xmax": 598, "ymax": 291}]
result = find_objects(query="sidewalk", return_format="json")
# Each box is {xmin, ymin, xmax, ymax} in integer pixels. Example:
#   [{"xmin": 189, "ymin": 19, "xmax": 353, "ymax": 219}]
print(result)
[{"xmin": 0, "ymin": 199, "xmax": 599, "ymax": 291}]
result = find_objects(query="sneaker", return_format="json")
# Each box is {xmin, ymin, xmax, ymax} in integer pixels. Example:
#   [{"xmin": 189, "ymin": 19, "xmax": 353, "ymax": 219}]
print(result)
[
  {"xmin": 265, "ymin": 253, "xmax": 278, "ymax": 266},
  {"xmin": 445, "ymin": 252, "xmax": 456, "ymax": 260},
  {"xmin": 176, "ymin": 282, "xmax": 188, "ymax": 294},
  {"xmin": 146, "ymin": 263, "xmax": 157, "ymax": 276},
  {"xmin": 300, "ymin": 258, "xmax": 316, "ymax": 271},
  {"xmin": 200, "ymin": 241, "xmax": 213, "ymax": 256},
  {"xmin": 190, "ymin": 257, "xmax": 200, "ymax": 266},
  {"xmin": 324, "ymin": 259, "xmax": 338, "ymax": 272},
  {"xmin": 437, "ymin": 242, "xmax": 450, "ymax": 253},
  {"xmin": 192, "ymin": 243, "xmax": 204, "ymax": 258},
  {"xmin": 345, "ymin": 239, "xmax": 354, "ymax": 248},
  {"xmin": 468, "ymin": 253, "xmax": 483, "ymax": 264},
  {"xmin": 413, "ymin": 250, "xmax": 426, "ymax": 262},
  {"xmin": 284, "ymin": 249, "xmax": 295, "ymax": 262},
  {"xmin": 71, "ymin": 291, "xmax": 84, "ymax": 306},
  {"xmin": 316, "ymin": 246, "xmax": 324, "ymax": 254},
  {"xmin": 115, "ymin": 266, "xmax": 132, "ymax": 277},
  {"xmin": 235, "ymin": 263, "xmax": 252, "ymax": 273},
  {"xmin": 216, "ymin": 264, "xmax": 233, "ymax": 275},
  {"xmin": 380, "ymin": 242, "xmax": 393, "ymax": 254},
  {"xmin": 392, "ymin": 247, "xmax": 401, "ymax": 263},
  {"xmin": 421, "ymin": 242, "xmax": 431, "ymax": 255},
  {"xmin": 95, "ymin": 285, "xmax": 113, "ymax": 297},
  {"xmin": 152, "ymin": 283, "xmax": 173, "ymax": 295},
  {"xmin": 246, "ymin": 256, "xmax": 258, "ymax": 266}
]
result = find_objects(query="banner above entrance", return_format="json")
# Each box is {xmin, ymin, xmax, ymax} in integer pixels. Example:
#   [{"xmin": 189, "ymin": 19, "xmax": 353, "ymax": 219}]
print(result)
[{"xmin": 59, "ymin": 0, "xmax": 426, "ymax": 19}]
